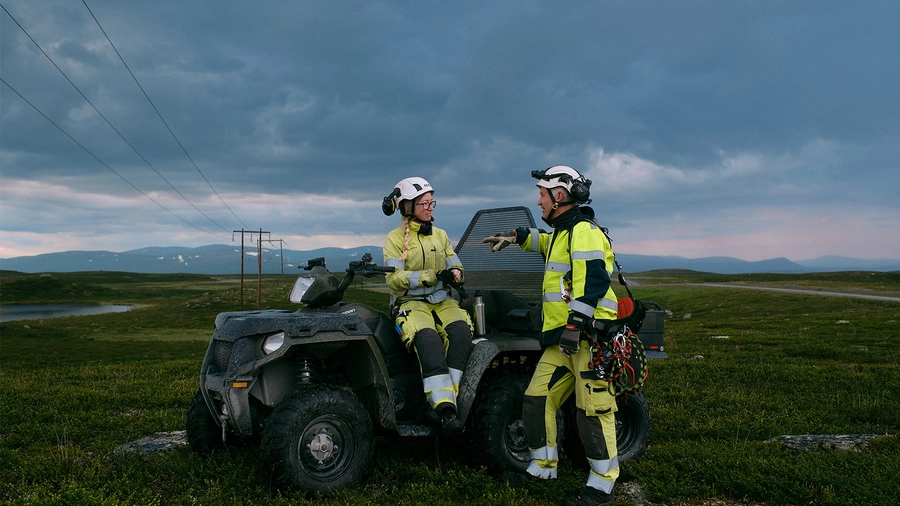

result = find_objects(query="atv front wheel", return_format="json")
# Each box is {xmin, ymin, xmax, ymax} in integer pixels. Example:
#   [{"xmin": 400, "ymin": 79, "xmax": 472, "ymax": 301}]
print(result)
[
  {"xmin": 474, "ymin": 375, "xmax": 535, "ymax": 473},
  {"xmin": 186, "ymin": 389, "xmax": 225, "ymax": 454},
  {"xmin": 261, "ymin": 384, "xmax": 374, "ymax": 494}
]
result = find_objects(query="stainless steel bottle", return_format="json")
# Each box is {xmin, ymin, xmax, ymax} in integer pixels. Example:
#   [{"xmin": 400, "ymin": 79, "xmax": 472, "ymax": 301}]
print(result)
[{"xmin": 473, "ymin": 290, "xmax": 486, "ymax": 336}]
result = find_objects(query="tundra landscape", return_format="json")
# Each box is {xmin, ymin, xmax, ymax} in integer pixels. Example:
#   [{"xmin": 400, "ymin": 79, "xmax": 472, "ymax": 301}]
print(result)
[{"xmin": 1, "ymin": 269, "xmax": 898, "ymax": 505}]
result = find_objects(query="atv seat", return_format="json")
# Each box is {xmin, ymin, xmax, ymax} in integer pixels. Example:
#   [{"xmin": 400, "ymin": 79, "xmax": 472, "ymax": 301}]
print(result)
[{"xmin": 366, "ymin": 312, "xmax": 419, "ymax": 375}]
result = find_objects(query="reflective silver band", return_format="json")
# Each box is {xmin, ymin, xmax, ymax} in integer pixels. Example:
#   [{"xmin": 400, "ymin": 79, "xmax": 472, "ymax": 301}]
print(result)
[
  {"xmin": 572, "ymin": 250, "xmax": 604, "ymax": 261},
  {"xmin": 546, "ymin": 261, "xmax": 569, "ymax": 273},
  {"xmin": 445, "ymin": 255, "xmax": 461, "ymax": 269},
  {"xmin": 569, "ymin": 299, "xmax": 595, "ymax": 317},
  {"xmin": 528, "ymin": 228, "xmax": 541, "ymax": 252}
]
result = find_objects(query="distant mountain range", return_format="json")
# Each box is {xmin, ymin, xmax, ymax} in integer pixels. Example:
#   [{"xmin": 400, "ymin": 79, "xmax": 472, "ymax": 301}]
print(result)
[{"xmin": 2, "ymin": 245, "xmax": 899, "ymax": 275}]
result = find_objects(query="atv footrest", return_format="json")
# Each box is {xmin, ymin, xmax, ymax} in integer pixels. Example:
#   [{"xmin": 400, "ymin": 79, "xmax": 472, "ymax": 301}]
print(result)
[{"xmin": 395, "ymin": 424, "xmax": 437, "ymax": 437}]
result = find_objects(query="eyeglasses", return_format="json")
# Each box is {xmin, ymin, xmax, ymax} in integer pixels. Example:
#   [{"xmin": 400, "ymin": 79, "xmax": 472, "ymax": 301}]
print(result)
[{"xmin": 416, "ymin": 200, "xmax": 437, "ymax": 210}]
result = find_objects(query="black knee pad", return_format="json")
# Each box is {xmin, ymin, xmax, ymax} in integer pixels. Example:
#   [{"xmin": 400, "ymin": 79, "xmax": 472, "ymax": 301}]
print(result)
[
  {"xmin": 413, "ymin": 328, "xmax": 447, "ymax": 378},
  {"xmin": 444, "ymin": 320, "xmax": 473, "ymax": 369}
]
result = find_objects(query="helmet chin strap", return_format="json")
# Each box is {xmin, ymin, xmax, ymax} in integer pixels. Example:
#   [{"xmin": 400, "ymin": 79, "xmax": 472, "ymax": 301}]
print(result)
[
  {"xmin": 544, "ymin": 188, "xmax": 581, "ymax": 227},
  {"xmin": 548, "ymin": 189, "xmax": 575, "ymax": 212}
]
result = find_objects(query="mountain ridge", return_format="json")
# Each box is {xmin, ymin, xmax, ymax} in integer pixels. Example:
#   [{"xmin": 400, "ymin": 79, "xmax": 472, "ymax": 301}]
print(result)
[{"xmin": 2, "ymin": 246, "xmax": 899, "ymax": 275}]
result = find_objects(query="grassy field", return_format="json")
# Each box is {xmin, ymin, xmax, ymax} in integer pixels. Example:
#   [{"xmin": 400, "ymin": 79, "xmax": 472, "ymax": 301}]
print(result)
[{"xmin": 1, "ymin": 269, "xmax": 898, "ymax": 505}]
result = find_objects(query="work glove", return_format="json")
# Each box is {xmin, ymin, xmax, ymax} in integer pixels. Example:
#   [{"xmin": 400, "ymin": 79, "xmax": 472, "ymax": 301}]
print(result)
[
  {"xmin": 559, "ymin": 324, "xmax": 581, "ymax": 358},
  {"xmin": 482, "ymin": 230, "xmax": 517, "ymax": 252},
  {"xmin": 436, "ymin": 269, "xmax": 462, "ymax": 285},
  {"xmin": 418, "ymin": 269, "xmax": 438, "ymax": 288}
]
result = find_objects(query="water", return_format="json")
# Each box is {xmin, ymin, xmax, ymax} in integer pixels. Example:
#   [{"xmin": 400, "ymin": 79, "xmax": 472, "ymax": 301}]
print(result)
[{"xmin": 0, "ymin": 303, "xmax": 132, "ymax": 322}]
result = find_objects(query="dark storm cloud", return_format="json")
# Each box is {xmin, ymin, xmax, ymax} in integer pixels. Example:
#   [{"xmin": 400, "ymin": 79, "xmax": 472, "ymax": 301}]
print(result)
[{"xmin": 1, "ymin": 0, "xmax": 898, "ymax": 259}]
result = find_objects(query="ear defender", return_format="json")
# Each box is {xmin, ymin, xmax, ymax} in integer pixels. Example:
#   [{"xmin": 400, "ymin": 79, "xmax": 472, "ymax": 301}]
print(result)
[
  {"xmin": 570, "ymin": 177, "xmax": 592, "ymax": 203},
  {"xmin": 382, "ymin": 188, "xmax": 401, "ymax": 216}
]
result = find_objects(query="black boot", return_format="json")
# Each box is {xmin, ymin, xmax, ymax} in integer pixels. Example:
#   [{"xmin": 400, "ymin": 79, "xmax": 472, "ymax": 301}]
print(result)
[
  {"xmin": 500, "ymin": 469, "xmax": 531, "ymax": 489},
  {"xmin": 562, "ymin": 487, "xmax": 614, "ymax": 506},
  {"xmin": 440, "ymin": 404, "xmax": 463, "ymax": 436}
]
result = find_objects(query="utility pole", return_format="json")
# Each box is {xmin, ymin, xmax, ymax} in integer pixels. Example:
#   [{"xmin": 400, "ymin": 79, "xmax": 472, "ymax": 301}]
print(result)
[
  {"xmin": 234, "ymin": 229, "xmax": 270, "ymax": 309},
  {"xmin": 266, "ymin": 239, "xmax": 287, "ymax": 285}
]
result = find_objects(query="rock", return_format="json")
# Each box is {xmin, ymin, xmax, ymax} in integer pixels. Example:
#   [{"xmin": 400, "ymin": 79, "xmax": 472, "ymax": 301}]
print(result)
[
  {"xmin": 765, "ymin": 434, "xmax": 890, "ymax": 452},
  {"xmin": 121, "ymin": 430, "xmax": 187, "ymax": 454}
]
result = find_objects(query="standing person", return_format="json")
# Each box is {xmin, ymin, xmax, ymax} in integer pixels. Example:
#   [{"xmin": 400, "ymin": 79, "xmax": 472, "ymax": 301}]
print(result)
[
  {"xmin": 382, "ymin": 177, "xmax": 474, "ymax": 436},
  {"xmin": 482, "ymin": 166, "xmax": 619, "ymax": 506}
]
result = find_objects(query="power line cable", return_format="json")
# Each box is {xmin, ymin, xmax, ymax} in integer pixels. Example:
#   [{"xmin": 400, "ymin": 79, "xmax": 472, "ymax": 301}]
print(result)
[
  {"xmin": 0, "ymin": 2, "xmax": 232, "ymax": 233},
  {"xmin": 1, "ymin": 77, "xmax": 225, "ymax": 238},
  {"xmin": 81, "ymin": 0, "xmax": 250, "ymax": 230}
]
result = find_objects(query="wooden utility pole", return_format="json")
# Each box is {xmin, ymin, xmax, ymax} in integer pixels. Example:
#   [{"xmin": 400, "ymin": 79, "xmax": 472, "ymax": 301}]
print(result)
[
  {"xmin": 266, "ymin": 239, "xmax": 286, "ymax": 285},
  {"xmin": 234, "ymin": 229, "xmax": 270, "ymax": 309}
]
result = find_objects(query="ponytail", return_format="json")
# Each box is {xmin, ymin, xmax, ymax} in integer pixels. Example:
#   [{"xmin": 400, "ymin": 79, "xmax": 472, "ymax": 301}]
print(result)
[{"xmin": 399, "ymin": 216, "xmax": 412, "ymax": 262}]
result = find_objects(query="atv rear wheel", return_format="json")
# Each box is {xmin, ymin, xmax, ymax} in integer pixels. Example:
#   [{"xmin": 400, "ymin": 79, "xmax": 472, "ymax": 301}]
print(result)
[
  {"xmin": 562, "ymin": 390, "xmax": 651, "ymax": 468},
  {"xmin": 261, "ymin": 384, "xmax": 374, "ymax": 495},
  {"xmin": 186, "ymin": 389, "xmax": 225, "ymax": 454},
  {"xmin": 474, "ymin": 374, "xmax": 564, "ymax": 473},
  {"xmin": 614, "ymin": 391, "xmax": 651, "ymax": 461}
]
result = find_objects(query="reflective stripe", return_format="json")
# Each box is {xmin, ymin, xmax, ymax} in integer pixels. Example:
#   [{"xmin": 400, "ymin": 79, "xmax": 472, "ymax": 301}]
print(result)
[
  {"xmin": 449, "ymin": 368, "xmax": 463, "ymax": 386},
  {"xmin": 528, "ymin": 228, "xmax": 541, "ymax": 252},
  {"xmin": 546, "ymin": 261, "xmax": 569, "ymax": 273},
  {"xmin": 526, "ymin": 461, "xmax": 557, "ymax": 479},
  {"xmin": 547, "ymin": 293, "xmax": 617, "ymax": 314},
  {"xmin": 586, "ymin": 471, "xmax": 616, "ymax": 494},
  {"xmin": 445, "ymin": 255, "xmax": 461, "ymax": 268},
  {"xmin": 572, "ymin": 249, "xmax": 604, "ymax": 261},
  {"xmin": 588, "ymin": 455, "xmax": 619, "ymax": 475},
  {"xmin": 599, "ymin": 297, "xmax": 618, "ymax": 311},
  {"xmin": 544, "ymin": 292, "xmax": 566, "ymax": 303},
  {"xmin": 422, "ymin": 290, "xmax": 449, "ymax": 304},
  {"xmin": 423, "ymin": 373, "xmax": 454, "ymax": 392},
  {"xmin": 385, "ymin": 258, "xmax": 405, "ymax": 269},
  {"xmin": 407, "ymin": 284, "xmax": 439, "ymax": 295},
  {"xmin": 408, "ymin": 271, "xmax": 422, "ymax": 289},
  {"xmin": 529, "ymin": 446, "xmax": 559, "ymax": 461},
  {"xmin": 424, "ymin": 373, "xmax": 457, "ymax": 407},
  {"xmin": 569, "ymin": 299, "xmax": 595, "ymax": 317},
  {"xmin": 428, "ymin": 390, "xmax": 456, "ymax": 406}
]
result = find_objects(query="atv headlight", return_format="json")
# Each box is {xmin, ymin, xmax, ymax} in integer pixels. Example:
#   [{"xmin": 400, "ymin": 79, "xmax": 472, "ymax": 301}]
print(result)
[{"xmin": 262, "ymin": 331, "xmax": 285, "ymax": 355}]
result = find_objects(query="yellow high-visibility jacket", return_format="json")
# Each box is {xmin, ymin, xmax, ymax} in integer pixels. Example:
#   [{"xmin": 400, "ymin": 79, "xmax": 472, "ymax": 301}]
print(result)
[
  {"xmin": 519, "ymin": 208, "xmax": 617, "ymax": 346},
  {"xmin": 383, "ymin": 219, "xmax": 463, "ymax": 304}
]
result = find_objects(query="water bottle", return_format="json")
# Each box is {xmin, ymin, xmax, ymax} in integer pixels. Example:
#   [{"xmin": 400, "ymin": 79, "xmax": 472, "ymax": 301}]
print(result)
[{"xmin": 473, "ymin": 290, "xmax": 486, "ymax": 336}]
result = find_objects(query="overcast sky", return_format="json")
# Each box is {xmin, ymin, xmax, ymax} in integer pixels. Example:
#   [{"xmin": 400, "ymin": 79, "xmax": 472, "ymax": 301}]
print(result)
[{"xmin": 2, "ymin": 1, "xmax": 898, "ymax": 262}]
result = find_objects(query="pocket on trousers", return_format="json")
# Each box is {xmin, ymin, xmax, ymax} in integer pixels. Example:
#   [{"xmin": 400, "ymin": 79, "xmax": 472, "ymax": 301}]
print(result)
[{"xmin": 583, "ymin": 380, "xmax": 617, "ymax": 416}]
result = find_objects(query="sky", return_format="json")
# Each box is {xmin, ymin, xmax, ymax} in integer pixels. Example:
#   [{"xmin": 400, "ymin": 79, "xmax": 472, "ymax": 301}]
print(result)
[{"xmin": 2, "ymin": 0, "xmax": 899, "ymax": 262}]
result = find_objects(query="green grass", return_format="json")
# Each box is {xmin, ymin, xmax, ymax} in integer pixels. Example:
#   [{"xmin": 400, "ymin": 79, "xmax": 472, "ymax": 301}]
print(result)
[{"xmin": 1, "ymin": 270, "xmax": 898, "ymax": 505}]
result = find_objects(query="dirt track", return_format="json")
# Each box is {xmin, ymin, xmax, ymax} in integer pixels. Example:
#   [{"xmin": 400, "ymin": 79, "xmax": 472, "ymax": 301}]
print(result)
[{"xmin": 682, "ymin": 283, "xmax": 900, "ymax": 302}]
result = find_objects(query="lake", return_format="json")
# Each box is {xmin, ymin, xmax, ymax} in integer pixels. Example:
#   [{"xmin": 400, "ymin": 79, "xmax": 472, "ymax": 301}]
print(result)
[{"xmin": 0, "ymin": 303, "xmax": 132, "ymax": 323}]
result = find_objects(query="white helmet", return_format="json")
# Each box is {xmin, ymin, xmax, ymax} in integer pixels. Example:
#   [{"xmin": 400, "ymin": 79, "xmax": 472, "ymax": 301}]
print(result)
[
  {"xmin": 382, "ymin": 177, "xmax": 434, "ymax": 216},
  {"xmin": 532, "ymin": 165, "xmax": 591, "ymax": 203}
]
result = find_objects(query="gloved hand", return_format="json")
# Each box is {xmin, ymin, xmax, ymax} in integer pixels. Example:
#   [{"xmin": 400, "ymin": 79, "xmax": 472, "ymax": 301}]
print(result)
[
  {"xmin": 418, "ymin": 269, "xmax": 438, "ymax": 288},
  {"xmin": 559, "ymin": 324, "xmax": 581, "ymax": 358},
  {"xmin": 436, "ymin": 269, "xmax": 461, "ymax": 285},
  {"xmin": 482, "ymin": 230, "xmax": 517, "ymax": 252}
]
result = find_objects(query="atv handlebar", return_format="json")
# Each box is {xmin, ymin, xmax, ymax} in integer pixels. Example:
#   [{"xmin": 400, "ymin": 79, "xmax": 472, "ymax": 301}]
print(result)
[{"xmin": 299, "ymin": 253, "xmax": 470, "ymax": 304}]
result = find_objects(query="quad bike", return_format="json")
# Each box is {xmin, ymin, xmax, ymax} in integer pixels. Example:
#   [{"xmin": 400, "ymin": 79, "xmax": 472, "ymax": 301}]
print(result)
[{"xmin": 186, "ymin": 207, "xmax": 658, "ymax": 494}]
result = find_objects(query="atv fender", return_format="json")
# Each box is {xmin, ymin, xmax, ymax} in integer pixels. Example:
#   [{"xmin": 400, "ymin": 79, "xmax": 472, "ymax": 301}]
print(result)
[{"xmin": 457, "ymin": 333, "xmax": 542, "ymax": 423}]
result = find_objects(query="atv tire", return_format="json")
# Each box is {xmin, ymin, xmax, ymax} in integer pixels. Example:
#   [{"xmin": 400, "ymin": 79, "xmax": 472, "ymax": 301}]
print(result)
[
  {"xmin": 261, "ymin": 384, "xmax": 374, "ymax": 495},
  {"xmin": 186, "ymin": 389, "xmax": 225, "ymax": 455},
  {"xmin": 474, "ymin": 375, "xmax": 531, "ymax": 473},
  {"xmin": 562, "ymin": 390, "xmax": 651, "ymax": 468},
  {"xmin": 615, "ymin": 391, "xmax": 651, "ymax": 461}
]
